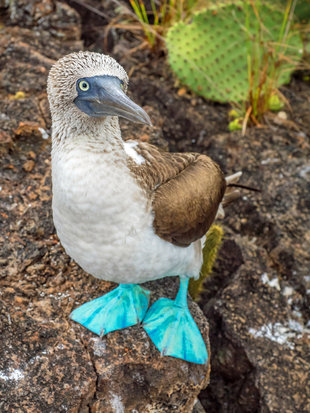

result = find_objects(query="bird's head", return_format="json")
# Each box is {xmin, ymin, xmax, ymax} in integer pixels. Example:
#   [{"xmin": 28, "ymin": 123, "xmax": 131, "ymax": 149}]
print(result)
[{"xmin": 47, "ymin": 51, "xmax": 151, "ymax": 128}]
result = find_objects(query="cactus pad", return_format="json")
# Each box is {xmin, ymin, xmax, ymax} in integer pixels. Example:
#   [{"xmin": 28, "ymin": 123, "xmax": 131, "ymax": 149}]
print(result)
[{"xmin": 166, "ymin": 3, "xmax": 303, "ymax": 102}]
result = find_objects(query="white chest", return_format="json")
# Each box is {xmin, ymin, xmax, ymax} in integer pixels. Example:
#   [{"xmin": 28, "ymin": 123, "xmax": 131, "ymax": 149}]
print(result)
[
  {"xmin": 52, "ymin": 144, "xmax": 151, "ymax": 262},
  {"xmin": 53, "ymin": 146, "xmax": 145, "ymax": 225},
  {"xmin": 51, "ymin": 142, "xmax": 202, "ymax": 284}
]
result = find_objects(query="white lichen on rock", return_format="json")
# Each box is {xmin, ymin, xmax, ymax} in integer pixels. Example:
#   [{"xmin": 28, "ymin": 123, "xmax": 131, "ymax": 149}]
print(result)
[
  {"xmin": 0, "ymin": 368, "xmax": 24, "ymax": 382},
  {"xmin": 249, "ymin": 320, "xmax": 309, "ymax": 350}
]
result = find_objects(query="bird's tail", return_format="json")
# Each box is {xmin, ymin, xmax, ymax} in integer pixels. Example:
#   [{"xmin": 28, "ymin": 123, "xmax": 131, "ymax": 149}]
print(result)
[
  {"xmin": 223, "ymin": 171, "xmax": 243, "ymax": 206},
  {"xmin": 216, "ymin": 171, "xmax": 242, "ymax": 219},
  {"xmin": 217, "ymin": 171, "xmax": 260, "ymax": 219}
]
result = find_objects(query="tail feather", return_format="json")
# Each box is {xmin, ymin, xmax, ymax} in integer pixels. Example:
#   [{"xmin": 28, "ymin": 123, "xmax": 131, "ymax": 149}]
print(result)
[
  {"xmin": 216, "ymin": 172, "xmax": 242, "ymax": 219},
  {"xmin": 223, "ymin": 171, "xmax": 243, "ymax": 206},
  {"xmin": 225, "ymin": 171, "xmax": 242, "ymax": 185},
  {"xmin": 222, "ymin": 190, "xmax": 241, "ymax": 206}
]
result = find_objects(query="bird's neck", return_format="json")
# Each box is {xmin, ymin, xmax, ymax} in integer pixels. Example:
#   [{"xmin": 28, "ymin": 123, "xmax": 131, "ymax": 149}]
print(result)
[{"xmin": 51, "ymin": 112, "xmax": 124, "ymax": 153}]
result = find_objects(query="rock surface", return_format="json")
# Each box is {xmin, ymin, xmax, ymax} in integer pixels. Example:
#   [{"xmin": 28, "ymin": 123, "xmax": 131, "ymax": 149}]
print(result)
[
  {"xmin": 0, "ymin": 0, "xmax": 310, "ymax": 412},
  {"xmin": 0, "ymin": 1, "xmax": 210, "ymax": 412},
  {"xmin": 199, "ymin": 124, "xmax": 310, "ymax": 412},
  {"xmin": 0, "ymin": 278, "xmax": 210, "ymax": 412}
]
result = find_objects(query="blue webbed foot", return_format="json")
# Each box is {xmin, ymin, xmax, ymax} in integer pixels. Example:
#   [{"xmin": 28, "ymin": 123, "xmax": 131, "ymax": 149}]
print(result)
[
  {"xmin": 143, "ymin": 278, "xmax": 208, "ymax": 365},
  {"xmin": 70, "ymin": 284, "xmax": 150, "ymax": 336}
]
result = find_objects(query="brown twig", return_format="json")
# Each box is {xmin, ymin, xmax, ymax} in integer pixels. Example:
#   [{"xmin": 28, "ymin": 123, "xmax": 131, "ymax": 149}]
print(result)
[
  {"xmin": 69, "ymin": 0, "xmax": 109, "ymax": 19},
  {"xmin": 242, "ymin": 105, "xmax": 252, "ymax": 136},
  {"xmin": 128, "ymin": 59, "xmax": 149, "ymax": 77}
]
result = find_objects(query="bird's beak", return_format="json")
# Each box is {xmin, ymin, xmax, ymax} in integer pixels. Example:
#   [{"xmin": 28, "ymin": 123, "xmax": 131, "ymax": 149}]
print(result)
[{"xmin": 74, "ymin": 76, "xmax": 152, "ymax": 126}]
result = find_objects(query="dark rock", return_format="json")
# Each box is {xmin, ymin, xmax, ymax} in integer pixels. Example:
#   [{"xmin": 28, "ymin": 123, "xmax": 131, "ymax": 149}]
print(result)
[
  {"xmin": 0, "ymin": 279, "xmax": 210, "ymax": 412},
  {"xmin": 0, "ymin": 2, "xmax": 83, "ymax": 146},
  {"xmin": 200, "ymin": 124, "xmax": 310, "ymax": 413},
  {"xmin": 1, "ymin": 0, "xmax": 81, "ymax": 40},
  {"xmin": 85, "ymin": 279, "xmax": 210, "ymax": 412},
  {"xmin": 202, "ymin": 245, "xmax": 310, "ymax": 412},
  {"xmin": 192, "ymin": 399, "xmax": 207, "ymax": 413},
  {"xmin": 0, "ymin": 299, "xmax": 96, "ymax": 412}
]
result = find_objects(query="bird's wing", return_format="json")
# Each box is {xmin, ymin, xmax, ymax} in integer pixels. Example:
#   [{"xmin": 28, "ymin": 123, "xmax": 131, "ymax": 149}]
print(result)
[{"xmin": 126, "ymin": 141, "xmax": 226, "ymax": 247}]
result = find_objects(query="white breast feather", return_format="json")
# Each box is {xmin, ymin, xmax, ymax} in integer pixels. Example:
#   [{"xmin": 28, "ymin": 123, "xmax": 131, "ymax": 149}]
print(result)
[
  {"xmin": 123, "ymin": 141, "xmax": 145, "ymax": 165},
  {"xmin": 52, "ymin": 143, "xmax": 202, "ymax": 284}
]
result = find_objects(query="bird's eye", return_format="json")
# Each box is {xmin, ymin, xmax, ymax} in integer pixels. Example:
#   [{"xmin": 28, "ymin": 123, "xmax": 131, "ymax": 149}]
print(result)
[{"xmin": 79, "ymin": 80, "xmax": 90, "ymax": 91}]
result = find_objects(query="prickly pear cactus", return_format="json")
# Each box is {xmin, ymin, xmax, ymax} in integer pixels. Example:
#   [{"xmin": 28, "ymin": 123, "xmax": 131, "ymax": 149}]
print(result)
[{"xmin": 166, "ymin": 3, "xmax": 303, "ymax": 102}]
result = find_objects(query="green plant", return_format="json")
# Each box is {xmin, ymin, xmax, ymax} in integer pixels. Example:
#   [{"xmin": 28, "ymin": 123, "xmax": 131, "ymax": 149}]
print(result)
[
  {"xmin": 268, "ymin": 94, "xmax": 285, "ymax": 111},
  {"xmin": 228, "ymin": 118, "xmax": 243, "ymax": 131},
  {"xmin": 244, "ymin": 0, "xmax": 301, "ymax": 124},
  {"xmin": 127, "ymin": 0, "xmax": 200, "ymax": 49},
  {"xmin": 165, "ymin": 0, "xmax": 304, "ymax": 126},
  {"xmin": 189, "ymin": 225, "xmax": 223, "ymax": 301},
  {"xmin": 129, "ymin": 0, "xmax": 158, "ymax": 47}
]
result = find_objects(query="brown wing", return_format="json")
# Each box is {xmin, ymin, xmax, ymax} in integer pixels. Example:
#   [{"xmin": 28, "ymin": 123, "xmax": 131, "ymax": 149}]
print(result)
[{"xmin": 126, "ymin": 141, "xmax": 226, "ymax": 247}]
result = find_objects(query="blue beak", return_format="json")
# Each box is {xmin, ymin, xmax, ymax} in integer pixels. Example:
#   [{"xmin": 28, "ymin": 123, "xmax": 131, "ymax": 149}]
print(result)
[{"xmin": 74, "ymin": 75, "xmax": 152, "ymax": 126}]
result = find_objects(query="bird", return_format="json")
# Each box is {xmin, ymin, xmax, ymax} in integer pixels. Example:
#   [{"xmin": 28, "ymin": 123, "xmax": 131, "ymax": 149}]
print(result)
[{"xmin": 47, "ymin": 51, "xmax": 240, "ymax": 365}]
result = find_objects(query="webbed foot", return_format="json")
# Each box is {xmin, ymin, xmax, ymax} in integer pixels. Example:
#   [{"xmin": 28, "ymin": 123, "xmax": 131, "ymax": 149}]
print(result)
[
  {"xmin": 70, "ymin": 284, "xmax": 150, "ymax": 336},
  {"xmin": 143, "ymin": 278, "xmax": 208, "ymax": 365}
]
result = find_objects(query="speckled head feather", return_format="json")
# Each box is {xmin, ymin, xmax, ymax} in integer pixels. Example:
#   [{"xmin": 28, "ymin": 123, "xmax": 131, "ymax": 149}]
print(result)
[
  {"xmin": 47, "ymin": 51, "xmax": 132, "ymax": 141},
  {"xmin": 47, "ymin": 51, "xmax": 128, "ymax": 116}
]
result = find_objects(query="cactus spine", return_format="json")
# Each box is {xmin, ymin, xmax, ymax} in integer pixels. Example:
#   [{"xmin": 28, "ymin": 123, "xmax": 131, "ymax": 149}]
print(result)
[{"xmin": 166, "ymin": 3, "xmax": 303, "ymax": 103}]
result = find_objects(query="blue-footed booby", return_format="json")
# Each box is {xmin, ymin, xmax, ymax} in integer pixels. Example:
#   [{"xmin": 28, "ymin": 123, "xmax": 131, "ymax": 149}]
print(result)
[{"xmin": 47, "ymin": 51, "xmax": 237, "ymax": 365}]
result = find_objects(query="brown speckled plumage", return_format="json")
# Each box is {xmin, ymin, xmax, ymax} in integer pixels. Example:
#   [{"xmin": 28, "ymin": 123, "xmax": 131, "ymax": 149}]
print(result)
[{"xmin": 126, "ymin": 141, "xmax": 226, "ymax": 247}]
